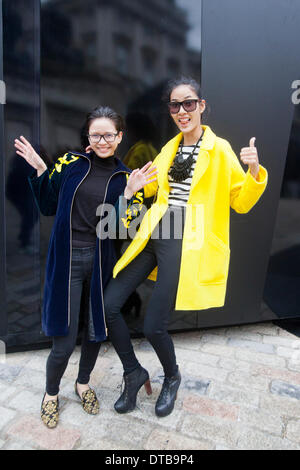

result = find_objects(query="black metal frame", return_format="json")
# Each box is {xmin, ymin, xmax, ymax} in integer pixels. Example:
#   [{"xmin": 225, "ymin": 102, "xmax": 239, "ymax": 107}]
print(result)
[{"xmin": 0, "ymin": 0, "xmax": 7, "ymax": 338}]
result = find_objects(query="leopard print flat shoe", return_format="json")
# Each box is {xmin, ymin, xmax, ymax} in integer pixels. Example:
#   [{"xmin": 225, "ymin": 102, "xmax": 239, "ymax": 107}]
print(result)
[
  {"xmin": 41, "ymin": 393, "xmax": 59, "ymax": 429},
  {"xmin": 75, "ymin": 381, "xmax": 99, "ymax": 415}
]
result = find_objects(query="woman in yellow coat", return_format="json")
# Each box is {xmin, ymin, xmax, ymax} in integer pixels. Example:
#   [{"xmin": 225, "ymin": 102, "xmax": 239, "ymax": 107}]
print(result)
[{"xmin": 104, "ymin": 77, "xmax": 268, "ymax": 418}]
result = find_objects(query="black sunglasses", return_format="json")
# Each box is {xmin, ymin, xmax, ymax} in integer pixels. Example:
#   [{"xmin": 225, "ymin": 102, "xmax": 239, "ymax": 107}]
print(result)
[{"xmin": 167, "ymin": 99, "xmax": 201, "ymax": 114}]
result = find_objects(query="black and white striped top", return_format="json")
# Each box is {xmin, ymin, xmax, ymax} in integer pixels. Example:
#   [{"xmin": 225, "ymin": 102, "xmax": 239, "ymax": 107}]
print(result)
[{"xmin": 168, "ymin": 137, "xmax": 203, "ymax": 207}]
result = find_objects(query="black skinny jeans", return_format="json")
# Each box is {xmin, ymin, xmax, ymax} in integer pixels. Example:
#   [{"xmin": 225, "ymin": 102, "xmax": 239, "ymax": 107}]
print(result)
[
  {"xmin": 104, "ymin": 206, "xmax": 185, "ymax": 378},
  {"xmin": 46, "ymin": 246, "xmax": 101, "ymax": 396}
]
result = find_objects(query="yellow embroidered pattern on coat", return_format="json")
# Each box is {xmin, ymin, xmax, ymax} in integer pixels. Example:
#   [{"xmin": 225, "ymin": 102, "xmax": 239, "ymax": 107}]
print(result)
[
  {"xmin": 49, "ymin": 153, "xmax": 79, "ymax": 179},
  {"xmin": 121, "ymin": 175, "xmax": 144, "ymax": 228}
]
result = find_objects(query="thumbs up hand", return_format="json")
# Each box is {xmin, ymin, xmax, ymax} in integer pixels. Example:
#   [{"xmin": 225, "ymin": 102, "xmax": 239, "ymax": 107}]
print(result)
[{"xmin": 240, "ymin": 137, "xmax": 260, "ymax": 179}]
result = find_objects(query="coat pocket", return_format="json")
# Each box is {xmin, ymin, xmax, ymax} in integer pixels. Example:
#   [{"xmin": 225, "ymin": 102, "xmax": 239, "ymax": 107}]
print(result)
[{"xmin": 198, "ymin": 232, "xmax": 230, "ymax": 285}]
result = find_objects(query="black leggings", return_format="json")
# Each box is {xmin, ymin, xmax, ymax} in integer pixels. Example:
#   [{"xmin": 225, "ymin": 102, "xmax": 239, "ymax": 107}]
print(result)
[
  {"xmin": 46, "ymin": 246, "xmax": 101, "ymax": 396},
  {"xmin": 104, "ymin": 206, "xmax": 185, "ymax": 378}
]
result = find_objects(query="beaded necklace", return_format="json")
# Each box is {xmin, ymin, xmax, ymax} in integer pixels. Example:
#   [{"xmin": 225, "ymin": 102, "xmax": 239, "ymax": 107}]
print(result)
[{"xmin": 169, "ymin": 134, "xmax": 202, "ymax": 183}]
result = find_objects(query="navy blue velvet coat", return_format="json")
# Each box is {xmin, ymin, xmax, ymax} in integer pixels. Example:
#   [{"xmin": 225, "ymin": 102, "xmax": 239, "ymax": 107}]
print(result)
[{"xmin": 28, "ymin": 151, "xmax": 141, "ymax": 342}]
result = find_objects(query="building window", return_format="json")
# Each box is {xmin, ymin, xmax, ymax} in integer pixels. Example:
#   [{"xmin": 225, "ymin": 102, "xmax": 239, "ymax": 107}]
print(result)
[
  {"xmin": 142, "ymin": 47, "xmax": 157, "ymax": 86},
  {"xmin": 115, "ymin": 37, "xmax": 131, "ymax": 76}
]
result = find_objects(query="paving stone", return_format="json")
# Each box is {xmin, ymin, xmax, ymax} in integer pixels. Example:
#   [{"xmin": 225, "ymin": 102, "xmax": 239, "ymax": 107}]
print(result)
[
  {"xmin": 285, "ymin": 420, "xmax": 300, "ymax": 444},
  {"xmin": 176, "ymin": 349, "xmax": 219, "ymax": 367},
  {"xmin": 219, "ymin": 358, "xmax": 252, "ymax": 373},
  {"xmin": 263, "ymin": 336, "xmax": 300, "ymax": 348},
  {"xmin": 233, "ymin": 349, "xmax": 286, "ymax": 368},
  {"xmin": 25, "ymin": 356, "xmax": 48, "ymax": 372},
  {"xmin": 0, "ymin": 439, "xmax": 5, "ymax": 449},
  {"xmin": 151, "ymin": 371, "xmax": 210, "ymax": 397},
  {"xmin": 260, "ymin": 393, "xmax": 300, "ymax": 419},
  {"xmin": 0, "ymin": 364, "xmax": 22, "ymax": 383},
  {"xmin": 225, "ymin": 330, "xmax": 263, "ymax": 343},
  {"xmin": 8, "ymin": 390, "xmax": 40, "ymax": 414},
  {"xmin": 184, "ymin": 362, "xmax": 228, "ymax": 382},
  {"xmin": 277, "ymin": 347, "xmax": 299, "ymax": 359},
  {"xmin": 287, "ymin": 359, "xmax": 300, "ymax": 373},
  {"xmin": 6, "ymin": 415, "xmax": 81, "ymax": 450},
  {"xmin": 270, "ymin": 380, "xmax": 300, "ymax": 400},
  {"xmin": 227, "ymin": 371, "xmax": 270, "ymax": 392},
  {"xmin": 3, "ymin": 439, "xmax": 37, "ymax": 450},
  {"xmin": 200, "ymin": 333, "xmax": 228, "ymax": 345},
  {"xmin": 80, "ymin": 438, "xmax": 137, "ymax": 451},
  {"xmin": 251, "ymin": 364, "xmax": 300, "ymax": 386},
  {"xmin": 238, "ymin": 408, "xmax": 284, "ymax": 436},
  {"xmin": 209, "ymin": 382, "xmax": 260, "ymax": 408},
  {"xmin": 59, "ymin": 401, "xmax": 101, "ymax": 427},
  {"xmin": 182, "ymin": 395, "xmax": 239, "ymax": 421},
  {"xmin": 239, "ymin": 323, "xmax": 280, "ymax": 336},
  {"xmin": 12, "ymin": 368, "xmax": 45, "ymax": 392},
  {"xmin": 228, "ymin": 338, "xmax": 275, "ymax": 354},
  {"xmin": 0, "ymin": 406, "xmax": 17, "ymax": 431},
  {"xmin": 278, "ymin": 328, "xmax": 299, "ymax": 339},
  {"xmin": 129, "ymin": 402, "xmax": 184, "ymax": 431},
  {"xmin": 78, "ymin": 412, "xmax": 154, "ymax": 449},
  {"xmin": 200, "ymin": 343, "xmax": 235, "ymax": 358},
  {"xmin": 172, "ymin": 332, "xmax": 202, "ymax": 351},
  {"xmin": 181, "ymin": 414, "xmax": 239, "ymax": 448},
  {"xmin": 0, "ymin": 383, "xmax": 18, "ymax": 403},
  {"xmin": 144, "ymin": 428, "xmax": 213, "ymax": 450},
  {"xmin": 236, "ymin": 426, "xmax": 299, "ymax": 450}
]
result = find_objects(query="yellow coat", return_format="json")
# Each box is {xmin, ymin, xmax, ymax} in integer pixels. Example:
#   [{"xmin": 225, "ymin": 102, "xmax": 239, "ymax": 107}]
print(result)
[{"xmin": 113, "ymin": 125, "xmax": 268, "ymax": 310}]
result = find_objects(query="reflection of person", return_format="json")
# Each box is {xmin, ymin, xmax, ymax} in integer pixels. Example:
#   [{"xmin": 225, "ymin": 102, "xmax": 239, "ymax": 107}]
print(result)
[
  {"xmin": 104, "ymin": 76, "xmax": 268, "ymax": 418},
  {"xmin": 14, "ymin": 105, "xmax": 156, "ymax": 429},
  {"xmin": 123, "ymin": 112, "xmax": 158, "ymax": 170},
  {"xmin": 6, "ymin": 153, "xmax": 39, "ymax": 253}
]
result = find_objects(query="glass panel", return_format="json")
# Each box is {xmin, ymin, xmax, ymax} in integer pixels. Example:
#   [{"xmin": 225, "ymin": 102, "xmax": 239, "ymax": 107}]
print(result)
[
  {"xmin": 40, "ymin": 0, "xmax": 201, "ymax": 334},
  {"xmin": 262, "ymin": 104, "xmax": 300, "ymax": 323},
  {"xmin": 3, "ymin": 0, "xmax": 42, "ymax": 347}
]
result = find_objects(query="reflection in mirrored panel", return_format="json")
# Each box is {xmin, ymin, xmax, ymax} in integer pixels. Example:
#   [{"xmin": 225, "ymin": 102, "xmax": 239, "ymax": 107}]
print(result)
[
  {"xmin": 3, "ymin": 0, "xmax": 42, "ymax": 347},
  {"xmin": 262, "ymin": 104, "xmax": 300, "ymax": 321},
  {"xmin": 40, "ymin": 0, "xmax": 202, "ymax": 336}
]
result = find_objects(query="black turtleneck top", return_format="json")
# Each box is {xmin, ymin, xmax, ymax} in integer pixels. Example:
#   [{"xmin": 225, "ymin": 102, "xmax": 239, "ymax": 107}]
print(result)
[{"xmin": 72, "ymin": 153, "xmax": 118, "ymax": 247}]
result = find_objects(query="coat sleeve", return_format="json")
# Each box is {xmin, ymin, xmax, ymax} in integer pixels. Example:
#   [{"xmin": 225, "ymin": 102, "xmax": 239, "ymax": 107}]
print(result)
[
  {"xmin": 226, "ymin": 143, "xmax": 268, "ymax": 213},
  {"xmin": 27, "ymin": 152, "xmax": 79, "ymax": 216},
  {"xmin": 115, "ymin": 174, "xmax": 145, "ymax": 229},
  {"xmin": 142, "ymin": 150, "xmax": 161, "ymax": 199}
]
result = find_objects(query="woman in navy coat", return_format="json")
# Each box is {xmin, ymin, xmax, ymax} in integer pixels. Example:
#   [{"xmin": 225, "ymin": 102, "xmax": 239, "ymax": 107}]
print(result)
[{"xmin": 14, "ymin": 105, "xmax": 156, "ymax": 428}]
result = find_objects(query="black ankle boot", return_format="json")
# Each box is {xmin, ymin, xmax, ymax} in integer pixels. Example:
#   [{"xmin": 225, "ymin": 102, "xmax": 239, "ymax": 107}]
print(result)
[
  {"xmin": 155, "ymin": 368, "xmax": 181, "ymax": 418},
  {"xmin": 114, "ymin": 366, "xmax": 152, "ymax": 414}
]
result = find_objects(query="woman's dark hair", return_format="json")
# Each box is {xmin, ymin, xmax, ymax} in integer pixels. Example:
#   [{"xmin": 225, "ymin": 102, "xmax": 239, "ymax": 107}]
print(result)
[
  {"xmin": 81, "ymin": 105, "xmax": 125, "ymax": 149},
  {"xmin": 162, "ymin": 76, "xmax": 202, "ymax": 103}
]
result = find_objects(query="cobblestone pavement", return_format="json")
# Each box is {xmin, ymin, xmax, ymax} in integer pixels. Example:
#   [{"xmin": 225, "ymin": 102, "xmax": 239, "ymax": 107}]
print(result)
[{"xmin": 0, "ymin": 322, "xmax": 300, "ymax": 450}]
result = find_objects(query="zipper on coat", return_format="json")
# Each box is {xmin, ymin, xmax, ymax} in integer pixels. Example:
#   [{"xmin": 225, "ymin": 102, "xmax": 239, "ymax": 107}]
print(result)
[
  {"xmin": 68, "ymin": 156, "xmax": 91, "ymax": 327},
  {"xmin": 99, "ymin": 170, "xmax": 129, "ymax": 337}
]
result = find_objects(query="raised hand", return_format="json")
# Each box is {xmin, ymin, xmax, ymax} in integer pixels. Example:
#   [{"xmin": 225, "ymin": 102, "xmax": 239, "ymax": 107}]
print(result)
[
  {"xmin": 124, "ymin": 161, "xmax": 158, "ymax": 199},
  {"xmin": 240, "ymin": 137, "xmax": 260, "ymax": 179},
  {"xmin": 14, "ymin": 136, "xmax": 47, "ymax": 176}
]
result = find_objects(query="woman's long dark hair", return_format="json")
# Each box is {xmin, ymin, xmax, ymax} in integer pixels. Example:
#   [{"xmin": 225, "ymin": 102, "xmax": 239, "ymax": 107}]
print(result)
[{"xmin": 81, "ymin": 106, "xmax": 125, "ymax": 150}]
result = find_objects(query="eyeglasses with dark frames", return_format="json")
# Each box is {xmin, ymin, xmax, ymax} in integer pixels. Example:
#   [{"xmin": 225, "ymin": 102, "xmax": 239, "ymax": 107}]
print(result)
[
  {"xmin": 167, "ymin": 99, "xmax": 201, "ymax": 114},
  {"xmin": 87, "ymin": 133, "xmax": 119, "ymax": 143}
]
